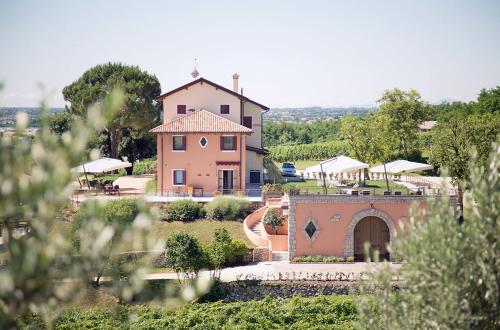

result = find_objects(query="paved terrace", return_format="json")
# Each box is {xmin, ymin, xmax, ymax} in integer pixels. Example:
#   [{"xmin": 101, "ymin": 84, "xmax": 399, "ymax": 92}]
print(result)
[{"xmin": 144, "ymin": 261, "xmax": 402, "ymax": 282}]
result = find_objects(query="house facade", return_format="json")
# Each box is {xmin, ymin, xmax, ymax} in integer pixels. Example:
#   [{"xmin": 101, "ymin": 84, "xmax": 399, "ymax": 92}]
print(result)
[{"xmin": 151, "ymin": 75, "xmax": 269, "ymax": 196}]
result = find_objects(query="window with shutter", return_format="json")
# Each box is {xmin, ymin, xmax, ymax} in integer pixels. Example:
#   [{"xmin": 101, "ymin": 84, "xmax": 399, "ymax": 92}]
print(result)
[
  {"xmin": 177, "ymin": 105, "xmax": 186, "ymax": 114},
  {"xmin": 220, "ymin": 105, "xmax": 230, "ymax": 114},
  {"xmin": 221, "ymin": 136, "xmax": 237, "ymax": 151},
  {"xmin": 173, "ymin": 135, "xmax": 186, "ymax": 151},
  {"xmin": 243, "ymin": 116, "xmax": 253, "ymax": 129},
  {"xmin": 173, "ymin": 170, "xmax": 186, "ymax": 185}
]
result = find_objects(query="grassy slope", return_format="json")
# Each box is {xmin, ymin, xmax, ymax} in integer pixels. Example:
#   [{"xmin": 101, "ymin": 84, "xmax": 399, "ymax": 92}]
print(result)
[{"xmin": 50, "ymin": 218, "xmax": 254, "ymax": 252}]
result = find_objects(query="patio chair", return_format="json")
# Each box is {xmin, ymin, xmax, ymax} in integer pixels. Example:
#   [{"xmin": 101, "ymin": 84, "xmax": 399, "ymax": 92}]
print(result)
[
  {"xmin": 351, "ymin": 190, "xmax": 359, "ymax": 196},
  {"xmin": 112, "ymin": 185, "xmax": 120, "ymax": 196},
  {"xmin": 103, "ymin": 184, "xmax": 113, "ymax": 195},
  {"xmin": 394, "ymin": 191, "xmax": 402, "ymax": 195},
  {"xmin": 383, "ymin": 191, "xmax": 391, "ymax": 195}
]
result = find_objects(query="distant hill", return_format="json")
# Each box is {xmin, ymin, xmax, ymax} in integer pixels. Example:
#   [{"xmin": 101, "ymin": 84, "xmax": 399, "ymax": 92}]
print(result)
[
  {"xmin": 265, "ymin": 107, "xmax": 374, "ymax": 123},
  {"xmin": 0, "ymin": 107, "xmax": 64, "ymax": 127}
]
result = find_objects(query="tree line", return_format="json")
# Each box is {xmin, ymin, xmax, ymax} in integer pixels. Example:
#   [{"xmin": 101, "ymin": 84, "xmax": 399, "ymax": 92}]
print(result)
[
  {"xmin": 265, "ymin": 86, "xmax": 500, "ymax": 214},
  {"xmin": 263, "ymin": 119, "xmax": 340, "ymax": 147}
]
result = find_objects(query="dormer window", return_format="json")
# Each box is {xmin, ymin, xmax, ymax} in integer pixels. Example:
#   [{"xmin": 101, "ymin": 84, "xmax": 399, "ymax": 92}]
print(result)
[
  {"xmin": 220, "ymin": 105, "xmax": 230, "ymax": 114},
  {"xmin": 177, "ymin": 105, "xmax": 186, "ymax": 114}
]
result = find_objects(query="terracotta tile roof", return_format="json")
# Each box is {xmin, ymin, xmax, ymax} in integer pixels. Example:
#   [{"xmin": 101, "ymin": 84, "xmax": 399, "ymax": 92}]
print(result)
[
  {"xmin": 246, "ymin": 145, "xmax": 269, "ymax": 155},
  {"xmin": 156, "ymin": 77, "xmax": 269, "ymax": 111},
  {"xmin": 150, "ymin": 109, "xmax": 253, "ymax": 134}
]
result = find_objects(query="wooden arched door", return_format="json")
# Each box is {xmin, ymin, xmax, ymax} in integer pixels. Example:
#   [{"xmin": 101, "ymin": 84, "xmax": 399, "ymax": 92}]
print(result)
[{"xmin": 354, "ymin": 216, "xmax": 390, "ymax": 261}]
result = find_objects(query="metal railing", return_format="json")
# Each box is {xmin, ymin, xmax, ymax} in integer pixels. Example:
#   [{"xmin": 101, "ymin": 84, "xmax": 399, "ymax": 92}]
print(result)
[
  {"xmin": 152, "ymin": 188, "xmax": 263, "ymax": 198},
  {"xmin": 293, "ymin": 186, "xmax": 457, "ymax": 197}
]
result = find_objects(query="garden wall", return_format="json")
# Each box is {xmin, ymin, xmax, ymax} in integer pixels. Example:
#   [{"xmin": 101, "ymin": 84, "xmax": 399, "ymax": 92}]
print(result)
[{"xmin": 204, "ymin": 281, "xmax": 360, "ymax": 302}]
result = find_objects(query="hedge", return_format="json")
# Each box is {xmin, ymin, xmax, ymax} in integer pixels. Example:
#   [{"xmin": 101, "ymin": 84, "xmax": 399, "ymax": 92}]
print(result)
[
  {"xmin": 292, "ymin": 256, "xmax": 355, "ymax": 263},
  {"xmin": 204, "ymin": 196, "xmax": 252, "ymax": 221},
  {"xmin": 19, "ymin": 295, "xmax": 356, "ymax": 329},
  {"xmin": 269, "ymin": 141, "xmax": 350, "ymax": 162},
  {"xmin": 162, "ymin": 200, "xmax": 205, "ymax": 222},
  {"xmin": 132, "ymin": 157, "xmax": 157, "ymax": 175}
]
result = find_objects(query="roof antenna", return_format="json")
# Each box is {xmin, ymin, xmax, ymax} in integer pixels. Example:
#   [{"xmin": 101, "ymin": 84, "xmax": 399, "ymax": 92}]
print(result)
[{"xmin": 191, "ymin": 58, "xmax": 199, "ymax": 79}]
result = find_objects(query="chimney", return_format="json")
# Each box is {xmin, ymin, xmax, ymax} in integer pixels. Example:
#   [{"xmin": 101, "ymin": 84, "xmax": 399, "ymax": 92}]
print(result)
[{"xmin": 232, "ymin": 73, "xmax": 239, "ymax": 93}]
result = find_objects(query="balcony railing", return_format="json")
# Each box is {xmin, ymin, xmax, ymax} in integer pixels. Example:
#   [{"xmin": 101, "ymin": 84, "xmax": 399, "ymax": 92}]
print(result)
[
  {"xmin": 152, "ymin": 188, "xmax": 262, "ymax": 198},
  {"xmin": 291, "ymin": 186, "xmax": 457, "ymax": 196}
]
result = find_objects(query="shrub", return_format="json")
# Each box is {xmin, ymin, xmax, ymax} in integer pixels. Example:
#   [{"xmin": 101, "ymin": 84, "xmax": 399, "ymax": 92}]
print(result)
[
  {"xmin": 291, "ymin": 256, "xmax": 353, "ymax": 263},
  {"xmin": 165, "ymin": 232, "xmax": 206, "ymax": 280},
  {"xmin": 132, "ymin": 157, "xmax": 157, "ymax": 175},
  {"xmin": 311, "ymin": 256, "xmax": 323, "ymax": 263},
  {"xmin": 162, "ymin": 200, "xmax": 204, "ymax": 222},
  {"xmin": 72, "ymin": 199, "xmax": 140, "ymax": 250},
  {"xmin": 263, "ymin": 208, "xmax": 285, "ymax": 234},
  {"xmin": 204, "ymin": 196, "xmax": 251, "ymax": 221},
  {"xmin": 283, "ymin": 184, "xmax": 301, "ymax": 195},
  {"xmin": 226, "ymin": 239, "xmax": 248, "ymax": 264},
  {"xmin": 205, "ymin": 229, "xmax": 249, "ymax": 280},
  {"xmin": 261, "ymin": 183, "xmax": 283, "ymax": 194}
]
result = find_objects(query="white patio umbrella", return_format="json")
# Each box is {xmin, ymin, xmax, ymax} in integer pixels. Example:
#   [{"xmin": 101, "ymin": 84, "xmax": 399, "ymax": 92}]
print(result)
[
  {"xmin": 73, "ymin": 157, "xmax": 132, "ymax": 173},
  {"xmin": 72, "ymin": 157, "xmax": 132, "ymax": 190},
  {"xmin": 370, "ymin": 159, "xmax": 433, "ymax": 193},
  {"xmin": 304, "ymin": 156, "xmax": 369, "ymax": 194},
  {"xmin": 370, "ymin": 160, "xmax": 433, "ymax": 174},
  {"xmin": 305, "ymin": 155, "xmax": 368, "ymax": 176},
  {"xmin": 321, "ymin": 155, "xmax": 369, "ymax": 174}
]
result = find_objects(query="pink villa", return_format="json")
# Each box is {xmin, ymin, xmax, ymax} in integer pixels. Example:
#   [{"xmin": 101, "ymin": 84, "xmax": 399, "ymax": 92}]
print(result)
[
  {"xmin": 150, "ymin": 75, "xmax": 269, "ymax": 196},
  {"xmin": 150, "ymin": 74, "xmax": 458, "ymax": 261}
]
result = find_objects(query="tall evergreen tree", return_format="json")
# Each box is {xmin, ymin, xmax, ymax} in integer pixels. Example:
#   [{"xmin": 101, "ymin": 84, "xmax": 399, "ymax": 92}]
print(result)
[{"xmin": 62, "ymin": 63, "xmax": 161, "ymax": 159}]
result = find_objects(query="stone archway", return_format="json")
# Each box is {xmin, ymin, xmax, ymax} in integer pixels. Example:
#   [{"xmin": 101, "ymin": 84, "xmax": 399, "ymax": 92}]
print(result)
[{"xmin": 343, "ymin": 208, "xmax": 395, "ymax": 259}]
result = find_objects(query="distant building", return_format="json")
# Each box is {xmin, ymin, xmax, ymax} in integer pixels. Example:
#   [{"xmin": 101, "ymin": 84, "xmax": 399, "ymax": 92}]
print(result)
[{"xmin": 418, "ymin": 120, "xmax": 436, "ymax": 131}]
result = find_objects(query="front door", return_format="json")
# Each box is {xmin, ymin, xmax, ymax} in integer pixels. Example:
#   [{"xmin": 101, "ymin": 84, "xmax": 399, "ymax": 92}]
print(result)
[
  {"xmin": 219, "ymin": 170, "xmax": 234, "ymax": 194},
  {"xmin": 353, "ymin": 216, "xmax": 390, "ymax": 261}
]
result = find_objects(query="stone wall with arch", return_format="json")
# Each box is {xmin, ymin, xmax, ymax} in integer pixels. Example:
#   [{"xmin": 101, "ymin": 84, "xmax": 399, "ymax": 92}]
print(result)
[
  {"xmin": 287, "ymin": 195, "xmax": 456, "ymax": 260},
  {"xmin": 343, "ymin": 208, "xmax": 396, "ymax": 258}
]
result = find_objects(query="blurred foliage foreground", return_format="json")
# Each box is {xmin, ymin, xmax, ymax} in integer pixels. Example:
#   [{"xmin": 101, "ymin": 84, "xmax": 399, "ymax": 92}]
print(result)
[
  {"xmin": 0, "ymin": 91, "xmax": 208, "ymax": 328},
  {"xmin": 356, "ymin": 139, "xmax": 499, "ymax": 329}
]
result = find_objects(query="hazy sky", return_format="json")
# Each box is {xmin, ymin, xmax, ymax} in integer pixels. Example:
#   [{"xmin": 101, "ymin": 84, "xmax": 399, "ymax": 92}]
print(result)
[{"xmin": 1, "ymin": 0, "xmax": 499, "ymax": 107}]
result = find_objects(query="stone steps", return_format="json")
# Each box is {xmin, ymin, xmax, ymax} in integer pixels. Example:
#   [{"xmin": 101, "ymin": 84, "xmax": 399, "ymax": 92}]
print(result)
[
  {"xmin": 272, "ymin": 252, "xmax": 289, "ymax": 261},
  {"xmin": 249, "ymin": 220, "xmax": 264, "ymax": 234}
]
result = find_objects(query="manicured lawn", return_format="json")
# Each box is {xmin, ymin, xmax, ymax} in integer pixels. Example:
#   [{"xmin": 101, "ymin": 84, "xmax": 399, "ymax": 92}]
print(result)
[
  {"xmin": 283, "ymin": 179, "xmax": 410, "ymax": 195},
  {"xmin": 277, "ymin": 160, "xmax": 319, "ymax": 170},
  {"xmin": 49, "ymin": 217, "xmax": 254, "ymax": 253},
  {"xmin": 151, "ymin": 219, "xmax": 253, "ymax": 247}
]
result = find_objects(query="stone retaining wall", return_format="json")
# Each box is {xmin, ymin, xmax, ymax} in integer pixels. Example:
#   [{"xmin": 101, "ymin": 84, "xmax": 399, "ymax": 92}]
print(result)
[
  {"xmin": 204, "ymin": 281, "xmax": 360, "ymax": 302},
  {"xmin": 243, "ymin": 247, "xmax": 270, "ymax": 262}
]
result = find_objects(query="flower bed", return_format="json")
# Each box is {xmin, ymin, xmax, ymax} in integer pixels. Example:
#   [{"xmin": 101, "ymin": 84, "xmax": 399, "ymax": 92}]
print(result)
[{"xmin": 292, "ymin": 256, "xmax": 354, "ymax": 263}]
